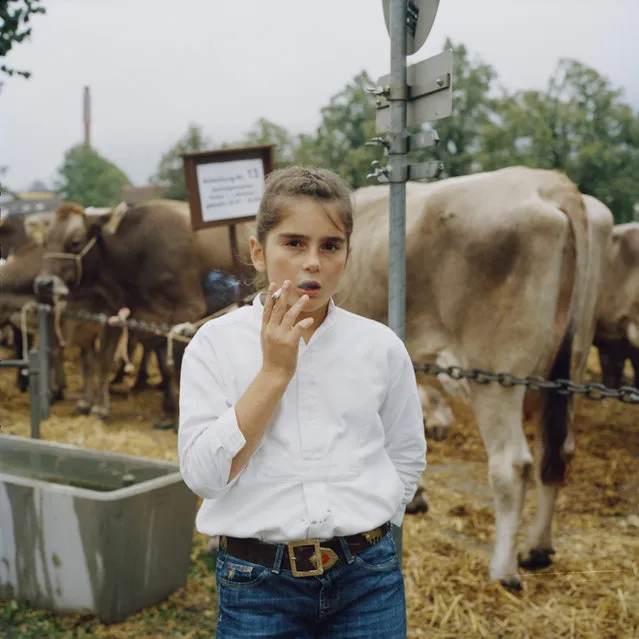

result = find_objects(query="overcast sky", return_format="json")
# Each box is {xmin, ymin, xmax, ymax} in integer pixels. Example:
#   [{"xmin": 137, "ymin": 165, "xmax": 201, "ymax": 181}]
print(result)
[{"xmin": 1, "ymin": 0, "xmax": 637, "ymax": 190}]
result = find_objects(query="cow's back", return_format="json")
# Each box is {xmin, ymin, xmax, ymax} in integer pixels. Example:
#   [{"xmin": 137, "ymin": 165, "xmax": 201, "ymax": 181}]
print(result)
[
  {"xmin": 595, "ymin": 220, "xmax": 639, "ymax": 343},
  {"xmin": 338, "ymin": 166, "xmax": 589, "ymax": 380}
]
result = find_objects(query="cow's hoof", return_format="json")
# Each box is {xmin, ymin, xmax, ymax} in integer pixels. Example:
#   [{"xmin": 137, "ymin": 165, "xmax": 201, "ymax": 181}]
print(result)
[
  {"xmin": 499, "ymin": 575, "xmax": 522, "ymax": 591},
  {"xmin": 405, "ymin": 488, "xmax": 429, "ymax": 514},
  {"xmin": 153, "ymin": 420, "xmax": 174, "ymax": 430},
  {"xmin": 18, "ymin": 370, "xmax": 29, "ymax": 393},
  {"xmin": 51, "ymin": 389, "xmax": 64, "ymax": 403},
  {"xmin": 90, "ymin": 405, "xmax": 110, "ymax": 420},
  {"xmin": 74, "ymin": 402, "xmax": 91, "ymax": 416},
  {"xmin": 132, "ymin": 380, "xmax": 154, "ymax": 393},
  {"xmin": 518, "ymin": 547, "xmax": 555, "ymax": 570},
  {"xmin": 424, "ymin": 424, "xmax": 449, "ymax": 441}
]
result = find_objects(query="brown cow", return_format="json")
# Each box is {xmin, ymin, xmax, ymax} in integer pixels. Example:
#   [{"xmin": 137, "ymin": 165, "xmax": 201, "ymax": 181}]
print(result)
[
  {"xmin": 335, "ymin": 167, "xmax": 613, "ymax": 588},
  {"xmin": 0, "ymin": 235, "xmax": 111, "ymax": 405},
  {"xmin": 36, "ymin": 200, "xmax": 208, "ymax": 429},
  {"xmin": 0, "ymin": 211, "xmax": 53, "ymax": 259},
  {"xmin": 593, "ymin": 217, "xmax": 639, "ymax": 388}
]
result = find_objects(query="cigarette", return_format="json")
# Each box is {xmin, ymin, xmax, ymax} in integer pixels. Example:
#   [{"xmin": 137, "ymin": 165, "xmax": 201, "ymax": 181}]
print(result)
[{"xmin": 271, "ymin": 287, "xmax": 283, "ymax": 300}]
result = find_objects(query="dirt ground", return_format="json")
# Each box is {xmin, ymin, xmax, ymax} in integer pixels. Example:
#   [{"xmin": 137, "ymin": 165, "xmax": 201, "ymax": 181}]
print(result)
[{"xmin": 0, "ymin": 344, "xmax": 637, "ymax": 638}]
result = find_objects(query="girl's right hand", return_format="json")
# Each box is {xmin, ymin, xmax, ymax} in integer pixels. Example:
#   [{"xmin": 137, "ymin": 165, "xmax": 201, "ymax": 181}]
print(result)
[{"xmin": 260, "ymin": 280, "xmax": 313, "ymax": 380}]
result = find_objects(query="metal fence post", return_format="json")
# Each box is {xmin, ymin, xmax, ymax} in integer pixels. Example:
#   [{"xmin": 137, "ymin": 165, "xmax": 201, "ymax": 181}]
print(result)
[
  {"xmin": 28, "ymin": 348, "xmax": 41, "ymax": 439},
  {"xmin": 37, "ymin": 305, "xmax": 51, "ymax": 419},
  {"xmin": 388, "ymin": 0, "xmax": 408, "ymax": 563}
]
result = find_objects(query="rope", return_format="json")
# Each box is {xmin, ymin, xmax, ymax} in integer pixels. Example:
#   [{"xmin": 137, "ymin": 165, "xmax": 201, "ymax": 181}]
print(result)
[
  {"xmin": 108, "ymin": 308, "xmax": 135, "ymax": 374},
  {"xmin": 52, "ymin": 295, "xmax": 67, "ymax": 347},
  {"xmin": 19, "ymin": 300, "xmax": 38, "ymax": 361},
  {"xmin": 165, "ymin": 293, "xmax": 257, "ymax": 368}
]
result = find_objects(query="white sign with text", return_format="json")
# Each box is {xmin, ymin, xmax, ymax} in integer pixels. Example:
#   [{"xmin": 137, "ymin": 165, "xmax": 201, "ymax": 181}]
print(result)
[{"xmin": 196, "ymin": 158, "xmax": 264, "ymax": 223}]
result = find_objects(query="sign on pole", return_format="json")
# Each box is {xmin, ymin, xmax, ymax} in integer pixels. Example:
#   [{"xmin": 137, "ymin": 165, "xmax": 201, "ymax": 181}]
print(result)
[
  {"xmin": 375, "ymin": 50, "xmax": 453, "ymax": 132},
  {"xmin": 381, "ymin": 0, "xmax": 440, "ymax": 56}
]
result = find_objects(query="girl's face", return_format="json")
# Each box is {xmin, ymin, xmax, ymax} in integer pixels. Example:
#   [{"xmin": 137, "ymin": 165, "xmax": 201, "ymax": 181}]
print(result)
[{"xmin": 250, "ymin": 196, "xmax": 349, "ymax": 323}]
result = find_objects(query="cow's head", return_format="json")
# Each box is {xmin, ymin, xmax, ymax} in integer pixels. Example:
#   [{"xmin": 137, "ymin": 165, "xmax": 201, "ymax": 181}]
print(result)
[{"xmin": 35, "ymin": 202, "xmax": 127, "ymax": 298}]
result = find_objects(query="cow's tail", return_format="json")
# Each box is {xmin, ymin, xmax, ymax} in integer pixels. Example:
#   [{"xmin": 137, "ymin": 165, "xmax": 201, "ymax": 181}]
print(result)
[{"xmin": 540, "ymin": 328, "xmax": 573, "ymax": 484}]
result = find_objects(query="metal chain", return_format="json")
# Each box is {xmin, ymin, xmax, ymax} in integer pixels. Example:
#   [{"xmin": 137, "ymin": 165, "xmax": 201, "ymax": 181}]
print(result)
[
  {"xmin": 414, "ymin": 363, "xmax": 639, "ymax": 404},
  {"xmin": 14, "ymin": 301, "xmax": 639, "ymax": 404},
  {"xmin": 33, "ymin": 303, "xmax": 176, "ymax": 338}
]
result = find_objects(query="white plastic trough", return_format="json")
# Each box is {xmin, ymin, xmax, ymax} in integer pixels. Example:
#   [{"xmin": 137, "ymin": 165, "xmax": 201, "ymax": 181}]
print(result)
[{"xmin": 0, "ymin": 433, "xmax": 198, "ymax": 624}]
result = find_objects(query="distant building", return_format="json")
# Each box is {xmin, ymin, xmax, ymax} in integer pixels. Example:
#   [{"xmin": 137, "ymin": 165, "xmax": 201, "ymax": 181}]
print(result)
[
  {"xmin": 121, "ymin": 184, "xmax": 169, "ymax": 205},
  {"xmin": 0, "ymin": 191, "xmax": 63, "ymax": 219}
]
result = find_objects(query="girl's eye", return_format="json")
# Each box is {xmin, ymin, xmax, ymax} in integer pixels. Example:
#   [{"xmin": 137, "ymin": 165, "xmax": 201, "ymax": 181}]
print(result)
[
  {"xmin": 286, "ymin": 239, "xmax": 302, "ymax": 248},
  {"xmin": 322, "ymin": 242, "xmax": 339, "ymax": 252}
]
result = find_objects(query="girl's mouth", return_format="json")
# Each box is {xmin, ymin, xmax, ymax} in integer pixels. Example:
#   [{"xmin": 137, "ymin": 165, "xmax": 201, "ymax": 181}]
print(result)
[{"xmin": 298, "ymin": 281, "xmax": 321, "ymax": 297}]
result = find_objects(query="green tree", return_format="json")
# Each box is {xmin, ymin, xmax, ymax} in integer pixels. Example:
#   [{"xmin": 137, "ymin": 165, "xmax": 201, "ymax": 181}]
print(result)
[
  {"xmin": 239, "ymin": 118, "xmax": 296, "ymax": 168},
  {"xmin": 297, "ymin": 70, "xmax": 379, "ymax": 189},
  {"xmin": 479, "ymin": 59, "xmax": 639, "ymax": 223},
  {"xmin": 1, "ymin": 0, "xmax": 46, "ymax": 84},
  {"xmin": 57, "ymin": 145, "xmax": 131, "ymax": 207},
  {"xmin": 150, "ymin": 123, "xmax": 212, "ymax": 200},
  {"xmin": 416, "ymin": 38, "xmax": 499, "ymax": 177}
]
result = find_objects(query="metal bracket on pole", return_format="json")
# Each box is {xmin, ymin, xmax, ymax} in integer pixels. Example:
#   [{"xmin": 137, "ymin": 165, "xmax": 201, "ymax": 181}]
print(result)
[
  {"xmin": 408, "ymin": 128, "xmax": 439, "ymax": 151},
  {"xmin": 408, "ymin": 160, "xmax": 444, "ymax": 180},
  {"xmin": 367, "ymin": 159, "xmax": 409, "ymax": 184}
]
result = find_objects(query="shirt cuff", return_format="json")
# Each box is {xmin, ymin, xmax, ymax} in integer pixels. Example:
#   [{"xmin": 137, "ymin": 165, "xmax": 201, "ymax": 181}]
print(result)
[{"xmin": 218, "ymin": 405, "xmax": 246, "ymax": 457}]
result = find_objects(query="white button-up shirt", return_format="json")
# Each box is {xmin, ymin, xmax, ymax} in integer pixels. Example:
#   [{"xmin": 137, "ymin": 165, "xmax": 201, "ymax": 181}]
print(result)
[{"xmin": 178, "ymin": 295, "xmax": 427, "ymax": 543}]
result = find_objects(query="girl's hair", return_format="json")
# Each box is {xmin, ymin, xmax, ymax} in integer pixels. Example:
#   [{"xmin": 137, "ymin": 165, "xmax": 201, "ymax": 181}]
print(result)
[
  {"xmin": 252, "ymin": 166, "xmax": 354, "ymax": 290},
  {"xmin": 256, "ymin": 166, "xmax": 353, "ymax": 244}
]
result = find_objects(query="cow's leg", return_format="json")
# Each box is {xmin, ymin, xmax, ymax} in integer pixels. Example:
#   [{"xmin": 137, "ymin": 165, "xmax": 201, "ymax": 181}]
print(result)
[
  {"xmin": 111, "ymin": 359, "xmax": 128, "ymax": 386},
  {"xmin": 628, "ymin": 346, "xmax": 639, "ymax": 389},
  {"xmin": 153, "ymin": 344, "xmax": 179, "ymax": 431},
  {"xmin": 596, "ymin": 342, "xmax": 625, "ymax": 388},
  {"xmin": 519, "ymin": 399, "xmax": 575, "ymax": 571},
  {"xmin": 75, "ymin": 346, "xmax": 96, "ymax": 415},
  {"xmin": 13, "ymin": 327, "xmax": 29, "ymax": 392},
  {"xmin": 90, "ymin": 327, "xmax": 120, "ymax": 420},
  {"xmin": 131, "ymin": 346, "xmax": 154, "ymax": 392},
  {"xmin": 473, "ymin": 384, "xmax": 532, "ymax": 590},
  {"xmin": 50, "ymin": 342, "xmax": 66, "ymax": 402},
  {"xmin": 112, "ymin": 334, "xmax": 141, "ymax": 386},
  {"xmin": 519, "ymin": 459, "xmax": 559, "ymax": 571}
]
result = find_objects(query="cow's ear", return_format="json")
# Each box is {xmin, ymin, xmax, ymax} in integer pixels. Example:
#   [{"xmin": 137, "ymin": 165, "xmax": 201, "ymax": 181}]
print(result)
[
  {"xmin": 87, "ymin": 202, "xmax": 127, "ymax": 236},
  {"xmin": 87, "ymin": 213, "xmax": 111, "ymax": 237}
]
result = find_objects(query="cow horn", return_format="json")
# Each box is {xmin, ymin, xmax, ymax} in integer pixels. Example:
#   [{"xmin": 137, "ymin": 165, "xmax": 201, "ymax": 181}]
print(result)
[
  {"xmin": 103, "ymin": 202, "xmax": 127, "ymax": 235},
  {"xmin": 627, "ymin": 321, "xmax": 639, "ymax": 348}
]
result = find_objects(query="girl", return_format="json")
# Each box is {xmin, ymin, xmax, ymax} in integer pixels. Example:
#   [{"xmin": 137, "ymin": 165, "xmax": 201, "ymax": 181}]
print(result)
[{"xmin": 178, "ymin": 166, "xmax": 427, "ymax": 638}]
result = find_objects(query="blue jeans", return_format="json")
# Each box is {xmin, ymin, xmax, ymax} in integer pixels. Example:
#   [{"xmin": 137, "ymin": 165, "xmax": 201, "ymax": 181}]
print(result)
[{"xmin": 215, "ymin": 531, "xmax": 406, "ymax": 638}]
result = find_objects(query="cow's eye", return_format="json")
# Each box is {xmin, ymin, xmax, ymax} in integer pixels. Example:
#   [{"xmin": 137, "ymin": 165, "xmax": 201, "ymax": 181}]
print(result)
[{"xmin": 69, "ymin": 240, "xmax": 84, "ymax": 253}]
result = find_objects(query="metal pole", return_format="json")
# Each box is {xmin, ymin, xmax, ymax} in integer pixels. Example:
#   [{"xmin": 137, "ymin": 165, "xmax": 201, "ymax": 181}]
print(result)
[
  {"xmin": 388, "ymin": 0, "xmax": 408, "ymax": 562},
  {"xmin": 37, "ymin": 305, "xmax": 51, "ymax": 420},
  {"xmin": 28, "ymin": 348, "xmax": 41, "ymax": 439}
]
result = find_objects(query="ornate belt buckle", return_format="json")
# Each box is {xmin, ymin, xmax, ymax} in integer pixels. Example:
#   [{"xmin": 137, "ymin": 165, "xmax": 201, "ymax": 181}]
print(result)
[
  {"xmin": 287, "ymin": 539, "xmax": 323, "ymax": 577},
  {"xmin": 318, "ymin": 547, "xmax": 339, "ymax": 570}
]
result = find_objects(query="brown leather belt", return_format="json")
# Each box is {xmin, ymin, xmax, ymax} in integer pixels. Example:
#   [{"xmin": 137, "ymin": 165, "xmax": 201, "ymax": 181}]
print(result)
[{"xmin": 219, "ymin": 522, "xmax": 391, "ymax": 577}]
